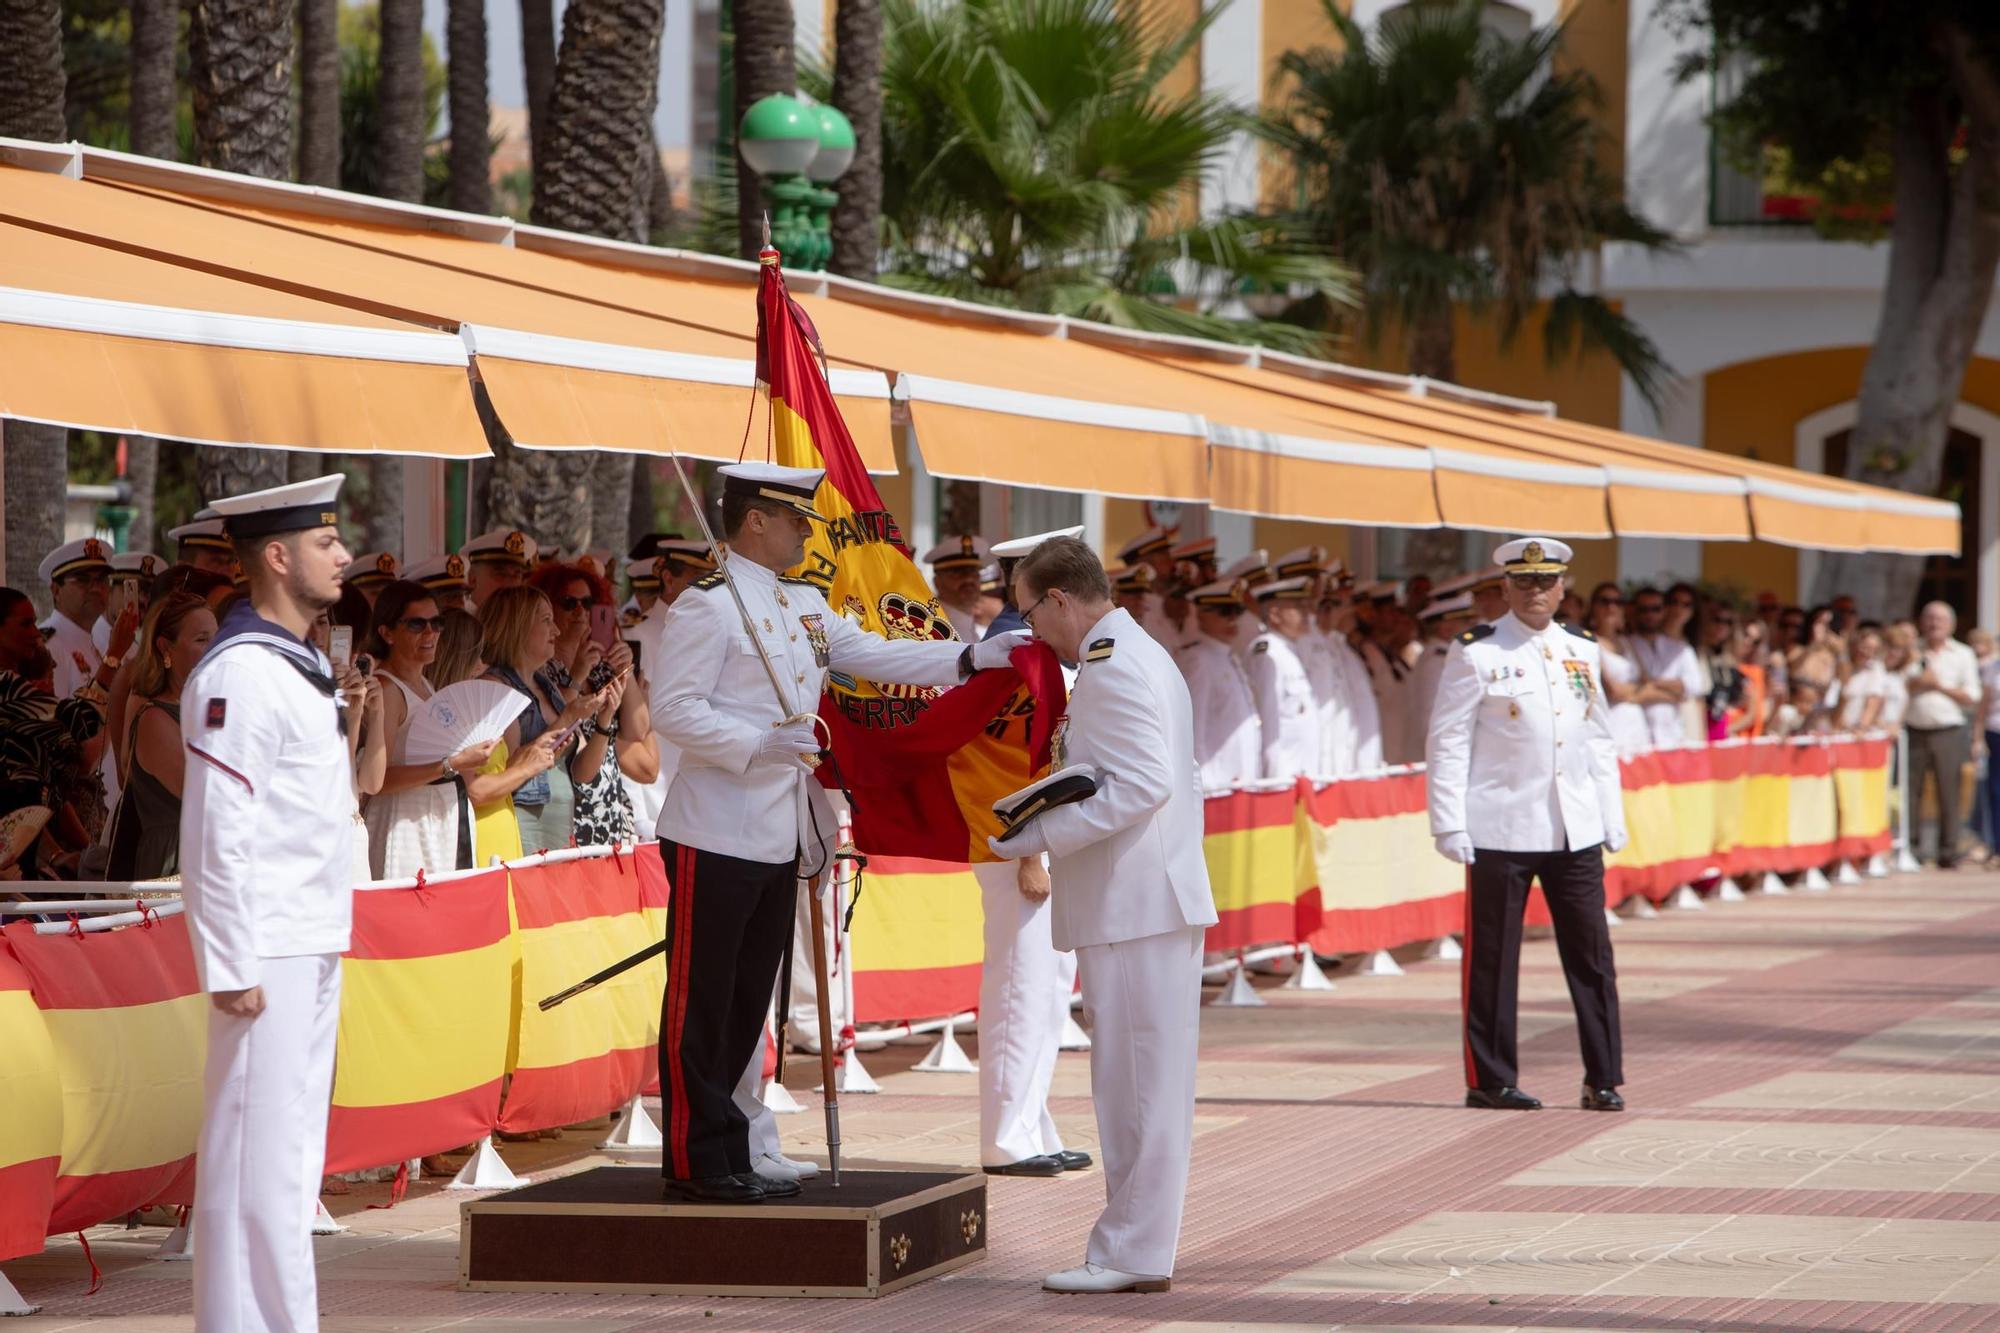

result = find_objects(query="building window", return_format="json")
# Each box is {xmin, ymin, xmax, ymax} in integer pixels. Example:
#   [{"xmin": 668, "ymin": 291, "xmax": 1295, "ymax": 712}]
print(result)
[
  {"xmin": 1823, "ymin": 427, "xmax": 1982, "ymax": 626},
  {"xmin": 1359, "ymin": 0, "xmax": 1543, "ymax": 42}
]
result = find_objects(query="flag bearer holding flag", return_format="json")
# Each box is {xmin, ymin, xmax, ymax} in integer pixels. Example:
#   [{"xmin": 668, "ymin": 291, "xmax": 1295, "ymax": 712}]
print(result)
[{"xmin": 650, "ymin": 461, "xmax": 1028, "ymax": 1204}]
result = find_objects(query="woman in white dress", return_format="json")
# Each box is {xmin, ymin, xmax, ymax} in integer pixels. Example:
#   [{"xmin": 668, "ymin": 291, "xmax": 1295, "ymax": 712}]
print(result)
[
  {"xmin": 1586, "ymin": 583, "xmax": 1655, "ymax": 754},
  {"xmin": 362, "ymin": 581, "xmax": 498, "ymax": 879}
]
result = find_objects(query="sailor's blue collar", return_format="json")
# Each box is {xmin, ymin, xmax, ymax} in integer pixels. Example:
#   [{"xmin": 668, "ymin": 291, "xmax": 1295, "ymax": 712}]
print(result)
[{"xmin": 209, "ymin": 600, "xmax": 336, "ymax": 678}]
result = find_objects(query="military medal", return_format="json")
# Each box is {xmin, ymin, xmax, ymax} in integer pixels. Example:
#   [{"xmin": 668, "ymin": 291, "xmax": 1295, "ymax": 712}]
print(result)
[{"xmin": 774, "ymin": 589, "xmax": 789, "ymax": 608}]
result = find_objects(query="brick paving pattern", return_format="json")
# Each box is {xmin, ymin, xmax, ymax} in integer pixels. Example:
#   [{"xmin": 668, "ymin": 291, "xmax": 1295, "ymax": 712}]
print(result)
[{"xmin": 11, "ymin": 866, "xmax": 2000, "ymax": 1331}]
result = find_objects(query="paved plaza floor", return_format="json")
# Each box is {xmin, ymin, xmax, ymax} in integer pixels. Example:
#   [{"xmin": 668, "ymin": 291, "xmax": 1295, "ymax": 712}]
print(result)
[{"xmin": 13, "ymin": 866, "xmax": 2000, "ymax": 1331}]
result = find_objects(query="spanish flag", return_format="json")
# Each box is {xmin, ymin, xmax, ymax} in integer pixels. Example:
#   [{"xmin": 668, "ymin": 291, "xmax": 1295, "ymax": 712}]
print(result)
[{"xmin": 756, "ymin": 249, "xmax": 1064, "ymax": 862}]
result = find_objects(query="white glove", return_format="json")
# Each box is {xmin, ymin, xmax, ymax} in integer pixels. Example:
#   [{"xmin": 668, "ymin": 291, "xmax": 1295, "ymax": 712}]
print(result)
[
  {"xmin": 1434, "ymin": 831, "xmax": 1475, "ymax": 865},
  {"xmin": 970, "ymin": 629, "xmax": 1032, "ymax": 672},
  {"xmin": 988, "ymin": 827, "xmax": 1047, "ymax": 860},
  {"xmin": 755, "ymin": 717, "xmax": 822, "ymax": 769},
  {"xmin": 1604, "ymin": 825, "xmax": 1629, "ymax": 854}
]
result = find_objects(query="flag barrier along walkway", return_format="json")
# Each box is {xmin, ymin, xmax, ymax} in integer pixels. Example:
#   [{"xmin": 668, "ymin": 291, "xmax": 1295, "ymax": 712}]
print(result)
[{"xmin": 0, "ymin": 734, "xmax": 1891, "ymax": 1263}]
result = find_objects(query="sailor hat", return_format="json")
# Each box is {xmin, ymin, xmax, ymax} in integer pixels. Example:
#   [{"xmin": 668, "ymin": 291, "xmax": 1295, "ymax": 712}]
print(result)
[
  {"xmin": 1493, "ymin": 536, "xmax": 1573, "ymax": 575},
  {"xmin": 461, "ymin": 528, "xmax": 538, "ymax": 567},
  {"xmin": 211, "ymin": 474, "xmax": 345, "ymax": 539},
  {"xmin": 990, "ymin": 526, "xmax": 1087, "ymax": 561},
  {"xmin": 39, "ymin": 537, "xmax": 114, "ymax": 585},
  {"xmin": 719, "ymin": 461, "xmax": 826, "ymax": 521},
  {"xmin": 406, "ymin": 553, "xmax": 469, "ymax": 591},
  {"xmin": 923, "ymin": 535, "xmax": 992, "ymax": 571},
  {"xmin": 342, "ymin": 551, "xmax": 400, "ymax": 586},
  {"xmin": 167, "ymin": 515, "xmax": 232, "ymax": 554},
  {"xmin": 1117, "ymin": 526, "xmax": 1175, "ymax": 563},
  {"xmin": 1251, "ymin": 575, "xmax": 1315, "ymax": 603},
  {"xmin": 992, "ymin": 765, "xmax": 1102, "ymax": 843},
  {"xmin": 110, "ymin": 552, "xmax": 162, "ymax": 582}
]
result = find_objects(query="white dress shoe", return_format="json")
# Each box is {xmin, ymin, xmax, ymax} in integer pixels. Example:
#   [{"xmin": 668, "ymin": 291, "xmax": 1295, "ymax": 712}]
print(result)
[
  {"xmin": 752, "ymin": 1151, "xmax": 821, "ymax": 1182},
  {"xmin": 1042, "ymin": 1262, "xmax": 1170, "ymax": 1293}
]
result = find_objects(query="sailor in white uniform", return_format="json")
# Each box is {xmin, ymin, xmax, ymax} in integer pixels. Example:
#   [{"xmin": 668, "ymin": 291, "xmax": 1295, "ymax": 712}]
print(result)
[
  {"xmin": 168, "ymin": 512, "xmax": 237, "ymax": 576},
  {"xmin": 1427, "ymin": 538, "xmax": 1628, "ymax": 1114},
  {"xmin": 989, "ymin": 535, "xmax": 1217, "ymax": 1293},
  {"xmin": 923, "ymin": 534, "xmax": 991, "ymax": 643},
  {"xmin": 93, "ymin": 552, "xmax": 160, "ymax": 655},
  {"xmin": 39, "ymin": 538, "xmax": 115, "ymax": 701},
  {"xmin": 1410, "ymin": 591, "xmax": 1476, "ymax": 742},
  {"xmin": 338, "ymin": 551, "xmax": 400, "ymax": 608},
  {"xmin": 1313, "ymin": 580, "xmax": 1385, "ymax": 774},
  {"xmin": 1179, "ymin": 579, "xmax": 1262, "ymax": 789},
  {"xmin": 1117, "ymin": 527, "xmax": 1181, "ymax": 646},
  {"xmin": 458, "ymin": 528, "xmax": 537, "ymax": 610},
  {"xmin": 405, "ymin": 552, "xmax": 470, "ymax": 613},
  {"xmin": 179, "ymin": 476, "xmax": 356, "ymax": 1333},
  {"xmin": 1244, "ymin": 577, "xmax": 1323, "ymax": 781},
  {"xmin": 1219, "ymin": 550, "xmax": 1271, "ymax": 658},
  {"xmin": 651, "ymin": 462, "xmax": 1027, "ymax": 1203}
]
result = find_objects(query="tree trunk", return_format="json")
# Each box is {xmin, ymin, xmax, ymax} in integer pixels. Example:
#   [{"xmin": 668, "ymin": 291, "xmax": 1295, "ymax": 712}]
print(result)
[
  {"xmin": 125, "ymin": 435, "xmax": 160, "ymax": 554},
  {"xmin": 530, "ymin": 0, "xmax": 664, "ymax": 240},
  {"xmin": 0, "ymin": 0, "xmax": 68, "ymax": 142},
  {"xmin": 198, "ymin": 449, "xmax": 290, "ymax": 509},
  {"xmin": 521, "ymin": 0, "xmax": 558, "ymax": 182},
  {"xmin": 1404, "ymin": 311, "xmax": 1458, "ymax": 385},
  {"xmin": 732, "ymin": 0, "xmax": 795, "ymax": 259},
  {"xmin": 363, "ymin": 456, "xmax": 405, "ymax": 555},
  {"xmin": 447, "ymin": 0, "xmax": 492, "ymax": 214},
  {"xmin": 591, "ymin": 453, "xmax": 633, "ymax": 561},
  {"xmin": 827, "ymin": 0, "xmax": 882, "ymax": 280},
  {"xmin": 484, "ymin": 436, "xmax": 596, "ymax": 555},
  {"xmin": 129, "ymin": 0, "xmax": 179, "ymax": 158},
  {"xmin": 646, "ymin": 130, "xmax": 676, "ymax": 240},
  {"xmin": 297, "ymin": 0, "xmax": 339, "ymax": 184},
  {"xmin": 627, "ymin": 457, "xmax": 656, "ymax": 544},
  {"xmin": 1810, "ymin": 40, "xmax": 2000, "ymax": 621},
  {"xmin": 4, "ymin": 424, "xmax": 67, "ymax": 617},
  {"xmin": 375, "ymin": 0, "xmax": 427, "ymax": 203}
]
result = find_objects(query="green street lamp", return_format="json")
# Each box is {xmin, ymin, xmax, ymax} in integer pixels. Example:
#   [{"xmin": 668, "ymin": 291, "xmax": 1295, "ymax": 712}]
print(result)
[{"xmin": 739, "ymin": 94, "xmax": 854, "ymax": 271}]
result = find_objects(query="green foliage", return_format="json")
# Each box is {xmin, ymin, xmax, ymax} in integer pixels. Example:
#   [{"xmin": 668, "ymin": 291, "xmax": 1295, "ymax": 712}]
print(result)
[
  {"xmin": 337, "ymin": 1, "xmax": 449, "ymax": 198},
  {"xmin": 1259, "ymin": 0, "xmax": 1674, "ymax": 402}
]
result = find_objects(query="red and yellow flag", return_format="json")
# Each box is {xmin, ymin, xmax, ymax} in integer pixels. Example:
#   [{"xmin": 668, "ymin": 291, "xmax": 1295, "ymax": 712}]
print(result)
[{"xmin": 756, "ymin": 250, "xmax": 1063, "ymax": 861}]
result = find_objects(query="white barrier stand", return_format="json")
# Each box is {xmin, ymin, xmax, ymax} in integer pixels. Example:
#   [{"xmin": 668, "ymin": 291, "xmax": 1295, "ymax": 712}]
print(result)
[
  {"xmin": 1802, "ymin": 865, "xmax": 1833, "ymax": 892},
  {"xmin": 838, "ymin": 1052, "xmax": 883, "ymax": 1094},
  {"xmin": 447, "ymin": 1137, "xmax": 523, "ymax": 1191},
  {"xmin": 1209, "ymin": 961, "xmax": 1266, "ymax": 1008},
  {"xmin": 1896, "ymin": 846, "xmax": 1923, "ymax": 873},
  {"xmin": 1283, "ymin": 949, "xmax": 1337, "ymax": 991},
  {"xmin": 1620, "ymin": 895, "xmax": 1658, "ymax": 920},
  {"xmin": 1059, "ymin": 1013, "xmax": 1093, "ymax": 1049},
  {"xmin": 1867, "ymin": 852, "xmax": 1890, "ymax": 878},
  {"xmin": 311, "ymin": 1198, "xmax": 348, "ymax": 1235},
  {"xmin": 1758, "ymin": 871, "xmax": 1790, "ymax": 895},
  {"xmin": 1603, "ymin": 906, "xmax": 1621, "ymax": 928},
  {"xmin": 765, "ymin": 1080, "xmax": 805, "ymax": 1113},
  {"xmin": 1834, "ymin": 860, "xmax": 1864, "ymax": 886},
  {"xmin": 1715, "ymin": 877, "xmax": 1747, "ymax": 902},
  {"xmin": 913, "ymin": 1021, "xmax": 977, "ymax": 1073},
  {"xmin": 1352, "ymin": 949, "xmax": 1404, "ymax": 978},
  {"xmin": 1423, "ymin": 935, "xmax": 1463, "ymax": 961},
  {"xmin": 0, "ymin": 1270, "xmax": 38, "ymax": 1314},
  {"xmin": 598, "ymin": 1094, "xmax": 663, "ymax": 1148},
  {"xmin": 1666, "ymin": 885, "xmax": 1705, "ymax": 911},
  {"xmin": 156, "ymin": 1217, "xmax": 192, "ymax": 1262}
]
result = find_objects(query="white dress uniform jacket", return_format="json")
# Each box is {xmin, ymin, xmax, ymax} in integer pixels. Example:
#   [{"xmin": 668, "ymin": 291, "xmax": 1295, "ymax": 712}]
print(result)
[
  {"xmin": 652, "ymin": 554, "xmax": 965, "ymax": 865},
  {"xmin": 1426, "ymin": 612, "xmax": 1625, "ymax": 853},
  {"xmin": 1411, "ymin": 638, "xmax": 1451, "ymax": 745},
  {"xmin": 1179, "ymin": 633, "xmax": 1262, "ymax": 789},
  {"xmin": 1245, "ymin": 631, "xmax": 1320, "ymax": 781},
  {"xmin": 180, "ymin": 620, "xmax": 357, "ymax": 990},
  {"xmin": 45, "ymin": 609, "xmax": 100, "ymax": 700},
  {"xmin": 1018, "ymin": 607, "xmax": 1218, "ymax": 951}
]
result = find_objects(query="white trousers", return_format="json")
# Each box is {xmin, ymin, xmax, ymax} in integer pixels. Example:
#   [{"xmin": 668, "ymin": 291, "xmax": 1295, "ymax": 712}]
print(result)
[
  {"xmin": 194, "ymin": 953, "xmax": 341, "ymax": 1333},
  {"xmin": 974, "ymin": 859, "xmax": 1073, "ymax": 1166},
  {"xmin": 733, "ymin": 1026, "xmax": 782, "ymax": 1162},
  {"xmin": 1077, "ymin": 925, "xmax": 1203, "ymax": 1280},
  {"xmin": 784, "ymin": 876, "xmax": 849, "ymax": 1045}
]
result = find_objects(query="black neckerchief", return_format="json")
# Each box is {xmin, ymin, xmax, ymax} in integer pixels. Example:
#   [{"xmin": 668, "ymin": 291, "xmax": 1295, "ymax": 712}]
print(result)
[{"xmin": 205, "ymin": 601, "xmax": 338, "ymax": 696}]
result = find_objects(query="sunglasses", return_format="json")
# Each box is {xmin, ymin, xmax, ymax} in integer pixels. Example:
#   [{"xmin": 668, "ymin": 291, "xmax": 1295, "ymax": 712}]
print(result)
[
  {"xmin": 554, "ymin": 596, "xmax": 593, "ymax": 612},
  {"xmin": 1507, "ymin": 574, "xmax": 1561, "ymax": 591},
  {"xmin": 1635, "ymin": 602, "xmax": 1665, "ymax": 614},
  {"xmin": 398, "ymin": 615, "xmax": 446, "ymax": 633},
  {"xmin": 1593, "ymin": 595, "xmax": 1623, "ymax": 606}
]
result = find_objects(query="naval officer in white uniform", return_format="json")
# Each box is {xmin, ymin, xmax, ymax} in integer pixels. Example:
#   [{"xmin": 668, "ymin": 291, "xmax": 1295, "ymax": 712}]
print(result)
[
  {"xmin": 179, "ymin": 475, "xmax": 356, "ymax": 1333},
  {"xmin": 1244, "ymin": 576, "xmax": 1322, "ymax": 781},
  {"xmin": 651, "ymin": 461, "xmax": 1027, "ymax": 1203},
  {"xmin": 1426, "ymin": 537, "xmax": 1628, "ymax": 1114},
  {"xmin": 1179, "ymin": 579, "xmax": 1262, "ymax": 789},
  {"xmin": 989, "ymin": 535, "xmax": 1217, "ymax": 1294}
]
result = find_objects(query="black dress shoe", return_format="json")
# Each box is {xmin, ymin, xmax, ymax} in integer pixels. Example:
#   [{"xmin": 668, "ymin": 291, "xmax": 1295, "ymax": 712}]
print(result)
[
  {"xmin": 1053, "ymin": 1149, "xmax": 1093, "ymax": 1171},
  {"xmin": 740, "ymin": 1171, "xmax": 799, "ymax": 1197},
  {"xmin": 1581, "ymin": 1085, "xmax": 1625, "ymax": 1112},
  {"xmin": 1465, "ymin": 1086, "xmax": 1542, "ymax": 1111},
  {"xmin": 983, "ymin": 1154, "xmax": 1064, "ymax": 1177},
  {"xmin": 662, "ymin": 1174, "xmax": 765, "ymax": 1204}
]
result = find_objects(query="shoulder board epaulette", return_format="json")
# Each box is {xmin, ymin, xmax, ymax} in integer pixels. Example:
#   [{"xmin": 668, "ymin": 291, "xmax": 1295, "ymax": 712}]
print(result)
[
  {"xmin": 778, "ymin": 574, "xmax": 814, "ymax": 587},
  {"xmin": 1084, "ymin": 637, "xmax": 1116, "ymax": 663},
  {"xmin": 1251, "ymin": 639, "xmax": 1270, "ymax": 655},
  {"xmin": 691, "ymin": 570, "xmax": 726, "ymax": 591},
  {"xmin": 1458, "ymin": 623, "xmax": 1496, "ymax": 645},
  {"xmin": 1569, "ymin": 625, "xmax": 1597, "ymax": 642}
]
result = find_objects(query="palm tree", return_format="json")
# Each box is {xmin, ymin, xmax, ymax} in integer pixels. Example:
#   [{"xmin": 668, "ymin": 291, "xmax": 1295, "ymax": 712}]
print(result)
[
  {"xmin": 446, "ymin": 0, "xmax": 491, "ymax": 213},
  {"xmin": 733, "ymin": 0, "xmax": 796, "ymax": 258},
  {"xmin": 1, "ymin": 0, "xmax": 71, "ymax": 609},
  {"xmin": 870, "ymin": 0, "xmax": 1349, "ymax": 351},
  {"xmin": 520, "ymin": 0, "xmax": 556, "ymax": 178},
  {"xmin": 129, "ymin": 0, "xmax": 178, "ymax": 157},
  {"xmin": 375, "ymin": 0, "xmax": 426, "ymax": 201},
  {"xmin": 299, "ymin": 0, "xmax": 339, "ymax": 184},
  {"xmin": 1258, "ymin": 0, "xmax": 1673, "ymax": 403},
  {"xmin": 827, "ymin": 0, "xmax": 882, "ymax": 279}
]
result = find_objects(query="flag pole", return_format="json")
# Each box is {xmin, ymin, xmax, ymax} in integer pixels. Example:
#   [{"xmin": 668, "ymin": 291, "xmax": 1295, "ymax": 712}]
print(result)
[{"xmin": 661, "ymin": 450, "xmax": 845, "ymax": 1187}]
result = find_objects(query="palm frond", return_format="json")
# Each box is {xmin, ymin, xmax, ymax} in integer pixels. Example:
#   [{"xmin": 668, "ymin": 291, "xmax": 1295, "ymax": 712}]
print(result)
[{"xmin": 1544, "ymin": 290, "xmax": 1676, "ymax": 416}]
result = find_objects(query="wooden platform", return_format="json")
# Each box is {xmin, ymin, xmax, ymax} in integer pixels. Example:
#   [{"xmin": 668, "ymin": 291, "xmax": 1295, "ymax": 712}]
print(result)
[{"xmin": 458, "ymin": 1166, "xmax": 987, "ymax": 1298}]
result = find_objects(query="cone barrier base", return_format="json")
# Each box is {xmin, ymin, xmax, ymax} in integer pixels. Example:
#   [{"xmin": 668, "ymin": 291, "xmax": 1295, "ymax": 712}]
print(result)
[
  {"xmin": 1715, "ymin": 877, "xmax": 1747, "ymax": 902},
  {"xmin": 1352, "ymin": 949, "xmax": 1404, "ymax": 978},
  {"xmin": 913, "ymin": 1022, "xmax": 977, "ymax": 1073},
  {"xmin": 1059, "ymin": 1013, "xmax": 1093, "ymax": 1050},
  {"xmin": 1423, "ymin": 935, "xmax": 1464, "ymax": 961},
  {"xmin": 1283, "ymin": 950, "xmax": 1338, "ymax": 991},
  {"xmin": 1666, "ymin": 885, "xmax": 1705, "ymax": 911},
  {"xmin": 764, "ymin": 1080, "xmax": 805, "ymax": 1114},
  {"xmin": 1802, "ymin": 866, "xmax": 1833, "ymax": 892},
  {"xmin": 156, "ymin": 1219, "xmax": 192, "ymax": 1262},
  {"xmin": 0, "ymin": 1271, "xmax": 41, "ymax": 1314},
  {"xmin": 1835, "ymin": 860, "xmax": 1864, "ymax": 885},
  {"xmin": 311, "ymin": 1198, "xmax": 347, "ymax": 1235},
  {"xmin": 448, "ymin": 1136, "xmax": 524, "ymax": 1191},
  {"xmin": 1603, "ymin": 906, "xmax": 1621, "ymax": 928},
  {"xmin": 1620, "ymin": 895, "xmax": 1659, "ymax": 920},
  {"xmin": 1758, "ymin": 871, "xmax": 1790, "ymax": 895},
  {"xmin": 1895, "ymin": 848, "xmax": 1923, "ymax": 873},
  {"xmin": 598, "ymin": 1094, "xmax": 664, "ymax": 1149},
  {"xmin": 1867, "ymin": 853, "xmax": 1890, "ymax": 878},
  {"xmin": 818, "ymin": 1048, "xmax": 883, "ymax": 1095},
  {"xmin": 1209, "ymin": 963, "xmax": 1266, "ymax": 1008}
]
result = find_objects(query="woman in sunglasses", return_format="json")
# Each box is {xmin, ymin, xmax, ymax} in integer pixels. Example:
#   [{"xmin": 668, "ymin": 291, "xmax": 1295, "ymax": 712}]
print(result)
[
  {"xmin": 362, "ymin": 579, "xmax": 500, "ymax": 878},
  {"xmin": 1584, "ymin": 583, "xmax": 1654, "ymax": 755}
]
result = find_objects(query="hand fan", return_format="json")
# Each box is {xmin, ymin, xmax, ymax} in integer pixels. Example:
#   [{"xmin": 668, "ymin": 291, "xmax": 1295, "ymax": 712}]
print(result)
[
  {"xmin": 404, "ymin": 681, "xmax": 530, "ymax": 765},
  {"xmin": 0, "ymin": 805, "xmax": 52, "ymax": 870}
]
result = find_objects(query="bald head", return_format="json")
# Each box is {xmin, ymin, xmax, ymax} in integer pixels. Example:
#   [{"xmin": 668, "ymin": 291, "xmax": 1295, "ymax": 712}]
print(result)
[{"xmin": 1920, "ymin": 601, "xmax": 1957, "ymax": 645}]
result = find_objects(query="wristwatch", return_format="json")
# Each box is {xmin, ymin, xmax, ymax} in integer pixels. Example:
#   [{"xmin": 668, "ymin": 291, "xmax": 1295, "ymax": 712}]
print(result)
[{"xmin": 100, "ymin": 653, "xmax": 123, "ymax": 672}]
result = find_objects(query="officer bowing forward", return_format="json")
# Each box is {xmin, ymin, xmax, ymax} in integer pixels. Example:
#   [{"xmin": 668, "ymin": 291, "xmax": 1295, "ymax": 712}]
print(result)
[{"xmin": 1426, "ymin": 538, "xmax": 1629, "ymax": 1114}]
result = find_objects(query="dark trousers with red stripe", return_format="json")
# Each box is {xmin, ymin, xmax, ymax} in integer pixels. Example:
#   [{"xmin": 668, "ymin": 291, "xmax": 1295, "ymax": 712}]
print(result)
[
  {"xmin": 1462, "ymin": 844, "xmax": 1622, "ymax": 1092},
  {"xmin": 658, "ymin": 839, "xmax": 798, "ymax": 1181}
]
